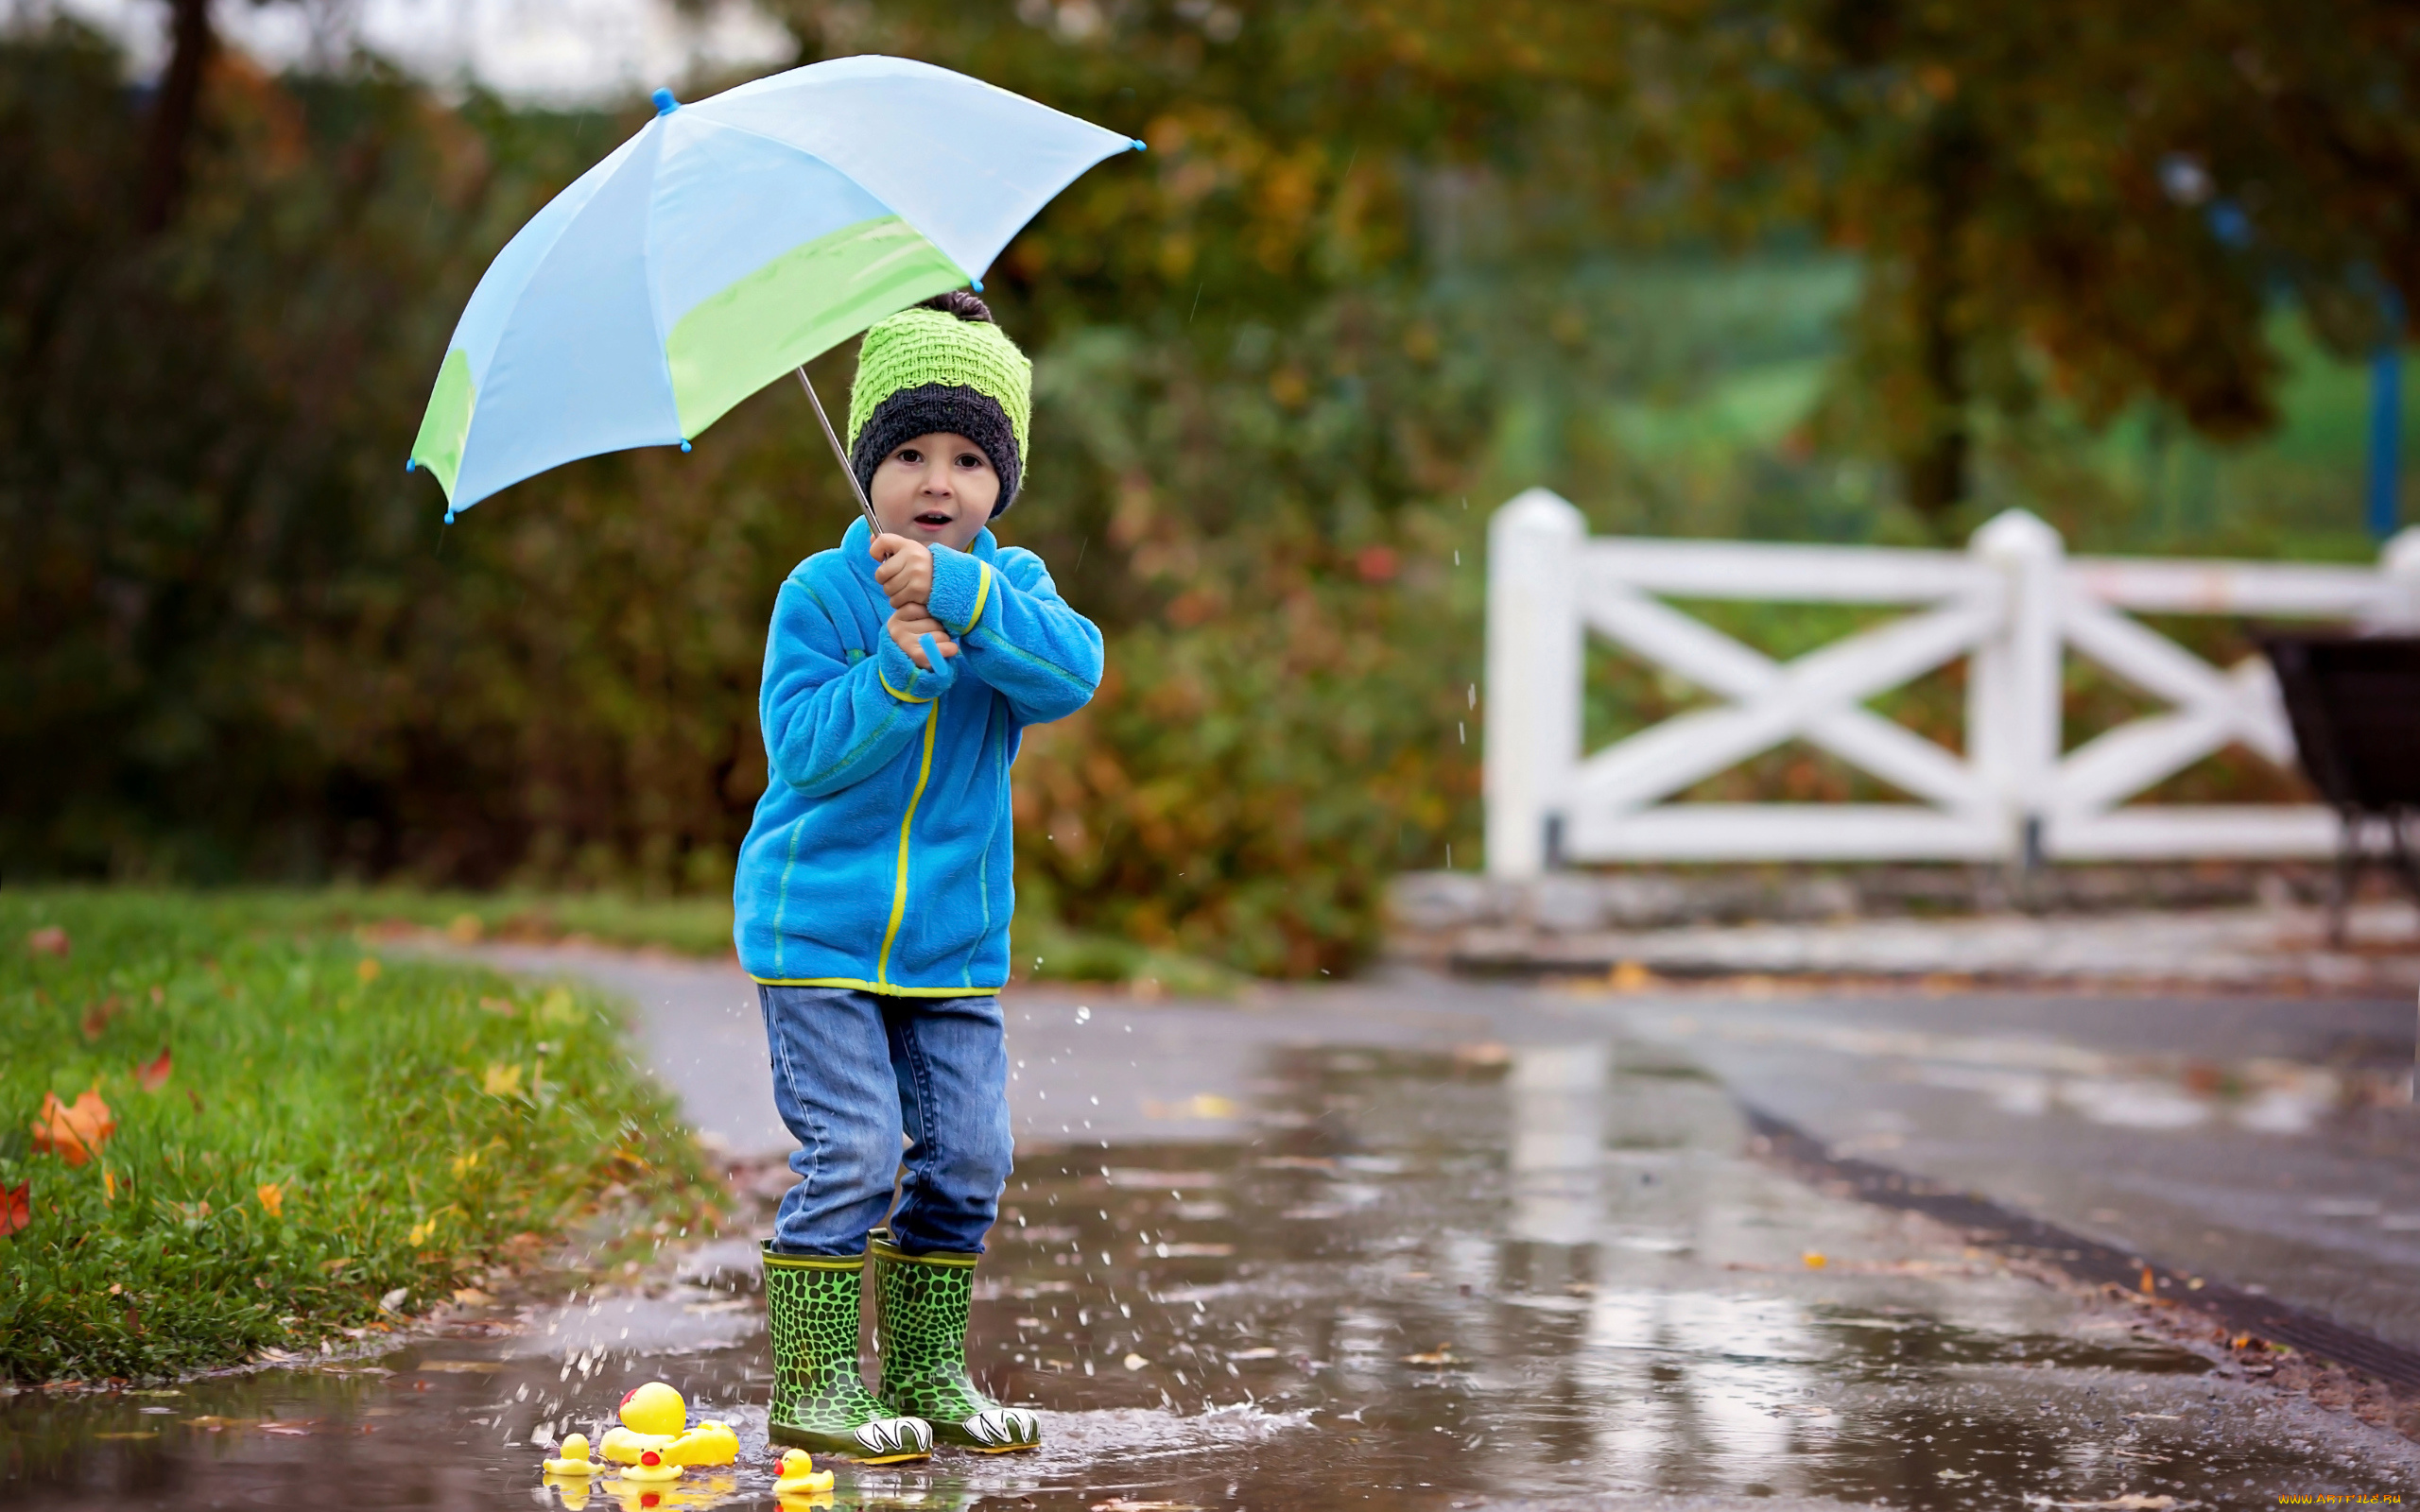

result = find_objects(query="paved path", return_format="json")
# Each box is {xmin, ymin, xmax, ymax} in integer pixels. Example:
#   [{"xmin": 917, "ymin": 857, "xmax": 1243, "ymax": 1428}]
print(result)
[{"xmin": 445, "ymin": 943, "xmax": 2420, "ymax": 1366}]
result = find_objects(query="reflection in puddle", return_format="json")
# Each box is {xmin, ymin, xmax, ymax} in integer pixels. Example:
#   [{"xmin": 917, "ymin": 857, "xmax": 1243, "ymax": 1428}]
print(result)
[{"xmin": 7, "ymin": 1037, "xmax": 2414, "ymax": 1510}]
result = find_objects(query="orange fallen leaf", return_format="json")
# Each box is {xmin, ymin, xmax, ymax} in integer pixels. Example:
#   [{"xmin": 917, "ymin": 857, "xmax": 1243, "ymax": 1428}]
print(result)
[
  {"xmin": 25, "ymin": 926, "xmax": 69, "ymax": 958},
  {"xmin": 0, "ymin": 1181, "xmax": 28, "ymax": 1237},
  {"xmin": 103, "ymin": 1170, "xmax": 116, "ymax": 1203},
  {"xmin": 257, "ymin": 1183, "xmax": 285, "ymax": 1218},
  {"xmin": 355, "ymin": 957, "xmax": 382, "ymax": 984},
  {"xmin": 137, "ymin": 1046, "xmax": 173, "ymax": 1092},
  {"xmin": 31, "ymin": 1091, "xmax": 115, "ymax": 1166},
  {"xmin": 1802, "ymin": 1251, "xmax": 1828, "ymax": 1269}
]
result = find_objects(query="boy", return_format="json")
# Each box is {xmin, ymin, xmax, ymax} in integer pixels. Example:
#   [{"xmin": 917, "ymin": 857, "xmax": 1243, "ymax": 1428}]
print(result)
[{"xmin": 734, "ymin": 292, "xmax": 1102, "ymax": 1461}]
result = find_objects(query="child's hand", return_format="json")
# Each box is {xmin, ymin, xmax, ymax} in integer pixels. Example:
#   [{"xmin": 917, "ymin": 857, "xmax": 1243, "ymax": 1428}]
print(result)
[
  {"xmin": 871, "ymin": 534, "xmax": 934, "ymax": 611},
  {"xmin": 887, "ymin": 609, "xmax": 959, "ymax": 670}
]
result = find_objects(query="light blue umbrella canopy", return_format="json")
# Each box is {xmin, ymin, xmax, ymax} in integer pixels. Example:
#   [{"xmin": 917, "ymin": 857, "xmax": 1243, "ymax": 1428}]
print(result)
[{"xmin": 409, "ymin": 55, "xmax": 1140, "ymax": 517}]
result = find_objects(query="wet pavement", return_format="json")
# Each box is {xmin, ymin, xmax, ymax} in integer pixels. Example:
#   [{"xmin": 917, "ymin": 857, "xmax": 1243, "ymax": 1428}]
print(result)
[
  {"xmin": 8, "ymin": 960, "xmax": 2420, "ymax": 1510},
  {"xmin": 1595, "ymin": 989, "xmax": 2420, "ymax": 1354}
]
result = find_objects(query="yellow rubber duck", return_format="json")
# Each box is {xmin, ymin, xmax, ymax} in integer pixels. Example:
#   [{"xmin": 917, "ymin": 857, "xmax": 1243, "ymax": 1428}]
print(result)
[
  {"xmin": 616, "ymin": 1449, "xmax": 682, "ymax": 1485},
  {"xmin": 619, "ymin": 1382, "xmax": 687, "ymax": 1436},
  {"xmin": 662, "ymin": 1419, "xmax": 738, "ymax": 1467},
  {"xmin": 598, "ymin": 1426, "xmax": 675, "ymax": 1464},
  {"xmin": 772, "ymin": 1449, "xmax": 834, "ymax": 1496},
  {"xmin": 544, "ymin": 1433, "xmax": 603, "ymax": 1476}
]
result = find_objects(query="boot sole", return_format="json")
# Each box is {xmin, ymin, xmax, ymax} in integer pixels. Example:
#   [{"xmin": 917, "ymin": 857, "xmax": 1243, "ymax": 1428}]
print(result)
[{"xmin": 766, "ymin": 1422, "xmax": 933, "ymax": 1464}]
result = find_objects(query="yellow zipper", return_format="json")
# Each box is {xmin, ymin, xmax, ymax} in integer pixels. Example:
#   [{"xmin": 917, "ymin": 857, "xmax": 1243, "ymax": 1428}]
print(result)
[{"xmin": 875, "ymin": 701, "xmax": 941, "ymax": 988}]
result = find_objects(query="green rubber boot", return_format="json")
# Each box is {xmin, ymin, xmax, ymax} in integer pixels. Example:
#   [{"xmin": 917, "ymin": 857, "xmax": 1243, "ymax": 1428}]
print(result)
[
  {"xmin": 870, "ymin": 1234, "xmax": 1043, "ymax": 1452},
  {"xmin": 761, "ymin": 1244, "xmax": 935, "ymax": 1463}
]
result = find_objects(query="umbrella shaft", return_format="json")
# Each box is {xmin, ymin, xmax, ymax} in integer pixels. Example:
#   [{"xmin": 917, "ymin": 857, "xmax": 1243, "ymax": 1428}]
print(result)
[{"xmin": 795, "ymin": 367, "xmax": 883, "ymax": 539}]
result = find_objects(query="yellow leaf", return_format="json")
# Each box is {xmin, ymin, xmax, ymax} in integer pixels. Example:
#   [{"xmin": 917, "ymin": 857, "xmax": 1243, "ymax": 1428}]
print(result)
[
  {"xmin": 1802, "ymin": 1251, "xmax": 1828, "ymax": 1269},
  {"xmin": 355, "ymin": 957, "xmax": 382, "ymax": 984},
  {"xmin": 481, "ymin": 1063, "xmax": 523, "ymax": 1097},
  {"xmin": 257, "ymin": 1183, "xmax": 285, "ymax": 1218}
]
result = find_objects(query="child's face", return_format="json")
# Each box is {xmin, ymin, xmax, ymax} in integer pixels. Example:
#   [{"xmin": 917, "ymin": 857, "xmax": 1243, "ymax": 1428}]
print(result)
[{"xmin": 868, "ymin": 432, "xmax": 997, "ymax": 553}]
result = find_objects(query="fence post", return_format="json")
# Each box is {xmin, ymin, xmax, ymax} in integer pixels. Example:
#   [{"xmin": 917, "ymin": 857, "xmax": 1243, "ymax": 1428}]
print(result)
[
  {"xmin": 1485, "ymin": 489, "xmax": 1587, "ymax": 879},
  {"xmin": 1967, "ymin": 509, "xmax": 2065, "ymax": 865},
  {"xmin": 2373, "ymin": 525, "xmax": 2420, "ymax": 629}
]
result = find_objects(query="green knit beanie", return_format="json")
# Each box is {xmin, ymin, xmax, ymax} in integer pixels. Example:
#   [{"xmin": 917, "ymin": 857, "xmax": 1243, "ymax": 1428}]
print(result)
[{"xmin": 847, "ymin": 293, "xmax": 1032, "ymax": 516}]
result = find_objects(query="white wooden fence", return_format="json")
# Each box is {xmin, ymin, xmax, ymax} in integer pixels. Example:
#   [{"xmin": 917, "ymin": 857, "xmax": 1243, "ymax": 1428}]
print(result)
[{"xmin": 1484, "ymin": 490, "xmax": 2420, "ymax": 879}]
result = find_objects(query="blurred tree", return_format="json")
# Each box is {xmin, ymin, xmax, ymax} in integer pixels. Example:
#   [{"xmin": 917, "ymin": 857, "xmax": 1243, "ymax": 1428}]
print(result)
[
  {"xmin": 8, "ymin": 0, "xmax": 2414, "ymax": 976},
  {"xmin": 1641, "ymin": 0, "xmax": 2420, "ymax": 523}
]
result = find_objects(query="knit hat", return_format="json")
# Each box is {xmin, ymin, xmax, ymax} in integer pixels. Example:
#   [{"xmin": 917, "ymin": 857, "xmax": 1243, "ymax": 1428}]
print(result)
[{"xmin": 847, "ymin": 292, "xmax": 1032, "ymax": 517}]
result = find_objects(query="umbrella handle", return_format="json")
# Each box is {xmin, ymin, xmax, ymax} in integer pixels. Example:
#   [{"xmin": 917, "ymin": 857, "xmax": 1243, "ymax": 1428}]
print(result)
[{"xmin": 794, "ymin": 367, "xmax": 884, "ymax": 540}]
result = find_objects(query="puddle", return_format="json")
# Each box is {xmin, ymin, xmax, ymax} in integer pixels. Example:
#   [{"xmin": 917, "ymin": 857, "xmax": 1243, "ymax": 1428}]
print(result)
[{"xmin": 7, "ymin": 1039, "xmax": 2414, "ymax": 1510}]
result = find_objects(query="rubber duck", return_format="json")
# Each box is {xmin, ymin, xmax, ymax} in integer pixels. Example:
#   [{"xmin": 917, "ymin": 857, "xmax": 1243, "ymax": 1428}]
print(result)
[
  {"xmin": 663, "ymin": 1419, "xmax": 738, "ymax": 1467},
  {"xmin": 619, "ymin": 1382, "xmax": 686, "ymax": 1436},
  {"xmin": 597, "ymin": 1426, "xmax": 676, "ymax": 1464},
  {"xmin": 616, "ymin": 1449, "xmax": 682, "ymax": 1485},
  {"xmin": 544, "ymin": 1433, "xmax": 603, "ymax": 1476},
  {"xmin": 772, "ymin": 1450, "xmax": 834, "ymax": 1496}
]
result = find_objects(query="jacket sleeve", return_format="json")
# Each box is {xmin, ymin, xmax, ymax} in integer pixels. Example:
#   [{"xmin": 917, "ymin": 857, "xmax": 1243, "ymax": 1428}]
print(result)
[
  {"xmin": 926, "ymin": 545, "xmax": 1103, "ymax": 726},
  {"xmin": 760, "ymin": 574, "xmax": 959, "ymax": 798}
]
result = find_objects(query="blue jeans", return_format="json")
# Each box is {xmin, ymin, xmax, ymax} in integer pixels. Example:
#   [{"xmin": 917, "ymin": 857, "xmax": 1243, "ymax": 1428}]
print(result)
[{"xmin": 758, "ymin": 985, "xmax": 1013, "ymax": 1257}]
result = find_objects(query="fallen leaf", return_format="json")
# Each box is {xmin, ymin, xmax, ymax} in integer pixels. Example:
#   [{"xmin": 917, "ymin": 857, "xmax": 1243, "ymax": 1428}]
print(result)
[
  {"xmin": 93, "ymin": 1431, "xmax": 159, "ymax": 1440},
  {"xmin": 321, "ymin": 1257, "xmax": 354, "ymax": 1274},
  {"xmin": 481, "ymin": 1063, "xmax": 523, "ymax": 1097},
  {"xmin": 256, "ymin": 1183, "xmax": 285, "ymax": 1218},
  {"xmin": 355, "ymin": 956, "xmax": 381, "ymax": 984},
  {"xmin": 1801, "ymin": 1251, "xmax": 1828, "ymax": 1269},
  {"xmin": 32, "ymin": 1090, "xmax": 115, "ymax": 1166},
  {"xmin": 1226, "ymin": 1347, "xmax": 1279, "ymax": 1360},
  {"xmin": 259, "ymin": 1420, "xmax": 316, "ymax": 1435},
  {"xmin": 79, "ymin": 996, "xmax": 122, "ymax": 1041},
  {"xmin": 137, "ymin": 1047, "xmax": 172, "ymax": 1093},
  {"xmin": 1400, "ymin": 1346, "xmax": 1461, "ymax": 1366},
  {"xmin": 1121, "ymin": 1351, "xmax": 1150, "ymax": 1370},
  {"xmin": 25, "ymin": 926, "xmax": 69, "ymax": 958},
  {"xmin": 412, "ymin": 1359, "xmax": 499, "ymax": 1373},
  {"xmin": 379, "ymin": 1287, "xmax": 410, "ymax": 1313},
  {"xmin": 447, "ymin": 913, "xmax": 485, "ymax": 944},
  {"xmin": 102, "ymin": 1170, "xmax": 115, "ymax": 1203},
  {"xmin": 0, "ymin": 1181, "xmax": 28, "ymax": 1237}
]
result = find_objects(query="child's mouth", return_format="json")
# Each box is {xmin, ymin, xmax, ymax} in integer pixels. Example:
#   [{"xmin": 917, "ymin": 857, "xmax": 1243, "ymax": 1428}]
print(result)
[{"xmin": 912, "ymin": 511, "xmax": 953, "ymax": 528}]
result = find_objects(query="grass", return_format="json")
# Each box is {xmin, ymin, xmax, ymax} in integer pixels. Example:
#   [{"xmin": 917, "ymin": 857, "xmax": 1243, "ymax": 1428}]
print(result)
[
  {"xmin": 147, "ymin": 885, "xmax": 1243, "ymax": 996},
  {"xmin": 0, "ymin": 889, "xmax": 726, "ymax": 1384}
]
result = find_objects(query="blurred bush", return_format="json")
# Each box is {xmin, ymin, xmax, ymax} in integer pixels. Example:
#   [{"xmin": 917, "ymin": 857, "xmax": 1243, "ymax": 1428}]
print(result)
[{"xmin": 4, "ymin": 2, "xmax": 2413, "ymax": 974}]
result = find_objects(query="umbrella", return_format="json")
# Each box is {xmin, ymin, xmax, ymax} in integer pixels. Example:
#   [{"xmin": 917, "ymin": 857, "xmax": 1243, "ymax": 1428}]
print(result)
[{"xmin": 407, "ymin": 55, "xmax": 1141, "ymax": 524}]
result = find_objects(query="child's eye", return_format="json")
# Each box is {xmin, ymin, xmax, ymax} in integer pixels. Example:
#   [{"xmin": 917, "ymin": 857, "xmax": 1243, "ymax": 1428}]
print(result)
[
  {"xmin": 894, "ymin": 448, "xmax": 922, "ymax": 465},
  {"xmin": 956, "ymin": 453, "xmax": 985, "ymax": 470}
]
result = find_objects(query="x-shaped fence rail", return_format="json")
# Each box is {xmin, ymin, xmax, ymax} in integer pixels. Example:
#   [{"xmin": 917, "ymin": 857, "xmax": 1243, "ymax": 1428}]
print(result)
[{"xmin": 1483, "ymin": 490, "xmax": 2420, "ymax": 877}]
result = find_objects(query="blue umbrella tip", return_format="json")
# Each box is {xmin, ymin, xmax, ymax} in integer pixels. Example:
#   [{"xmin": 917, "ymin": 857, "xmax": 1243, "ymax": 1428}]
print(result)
[
  {"xmin": 443, "ymin": 508, "xmax": 457, "ymax": 524},
  {"xmin": 405, "ymin": 456, "xmax": 416, "ymax": 472},
  {"xmin": 1131, "ymin": 138, "xmax": 1148, "ymax": 152},
  {"xmin": 652, "ymin": 87, "xmax": 680, "ymax": 116},
  {"xmin": 970, "ymin": 279, "xmax": 984, "ymax": 293},
  {"xmin": 680, "ymin": 438, "xmax": 693, "ymax": 453}
]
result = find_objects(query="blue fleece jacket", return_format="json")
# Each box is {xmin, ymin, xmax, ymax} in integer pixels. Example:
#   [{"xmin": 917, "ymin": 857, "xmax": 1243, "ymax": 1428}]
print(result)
[{"xmin": 733, "ymin": 518, "xmax": 1102, "ymax": 993}]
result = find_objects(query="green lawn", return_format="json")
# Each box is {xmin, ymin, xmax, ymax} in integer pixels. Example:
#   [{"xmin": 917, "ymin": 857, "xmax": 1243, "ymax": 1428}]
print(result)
[
  {"xmin": 0, "ymin": 890, "xmax": 725, "ymax": 1383},
  {"xmin": 167, "ymin": 885, "xmax": 1239, "ymax": 997}
]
